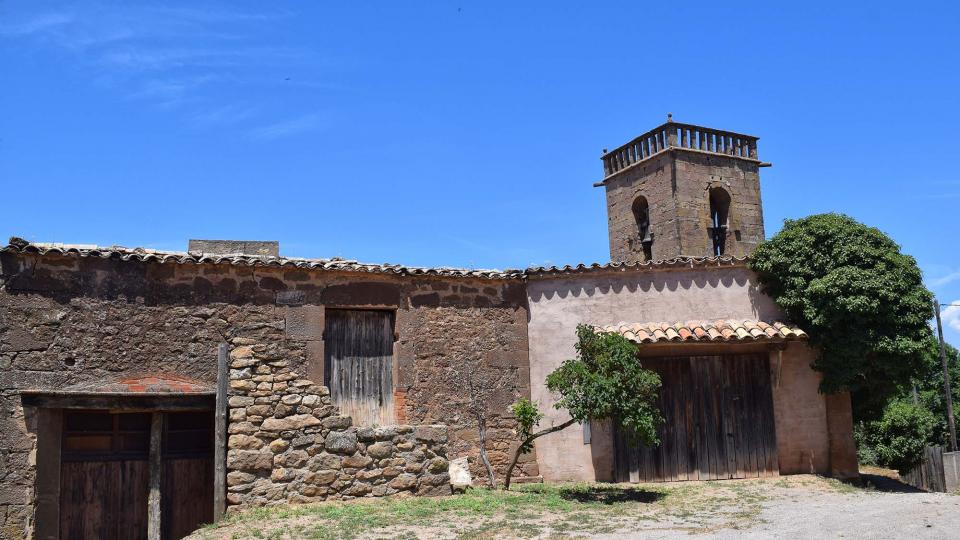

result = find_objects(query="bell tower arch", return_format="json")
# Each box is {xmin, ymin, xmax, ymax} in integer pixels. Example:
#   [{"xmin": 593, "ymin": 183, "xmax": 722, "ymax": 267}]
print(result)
[{"xmin": 597, "ymin": 115, "xmax": 769, "ymax": 262}]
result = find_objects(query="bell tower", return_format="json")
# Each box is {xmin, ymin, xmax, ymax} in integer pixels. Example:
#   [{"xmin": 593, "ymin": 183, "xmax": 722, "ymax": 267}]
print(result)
[{"xmin": 597, "ymin": 115, "xmax": 768, "ymax": 262}]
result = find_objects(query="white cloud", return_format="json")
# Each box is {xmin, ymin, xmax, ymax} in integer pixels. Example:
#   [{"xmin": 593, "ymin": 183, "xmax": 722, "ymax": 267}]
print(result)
[
  {"xmin": 932, "ymin": 270, "xmax": 960, "ymax": 288},
  {"xmin": 248, "ymin": 113, "xmax": 324, "ymax": 141},
  {"xmin": 0, "ymin": 12, "xmax": 73, "ymax": 37},
  {"xmin": 0, "ymin": 5, "xmax": 307, "ymax": 131},
  {"xmin": 942, "ymin": 301, "xmax": 960, "ymax": 334},
  {"xmin": 190, "ymin": 104, "xmax": 259, "ymax": 128}
]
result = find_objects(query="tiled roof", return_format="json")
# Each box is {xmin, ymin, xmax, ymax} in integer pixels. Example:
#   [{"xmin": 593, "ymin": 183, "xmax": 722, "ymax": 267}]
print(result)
[
  {"xmin": 2, "ymin": 237, "xmax": 748, "ymax": 280},
  {"xmin": 524, "ymin": 255, "xmax": 747, "ymax": 276},
  {"xmin": 1, "ymin": 239, "xmax": 524, "ymax": 279},
  {"xmin": 596, "ymin": 320, "xmax": 807, "ymax": 344}
]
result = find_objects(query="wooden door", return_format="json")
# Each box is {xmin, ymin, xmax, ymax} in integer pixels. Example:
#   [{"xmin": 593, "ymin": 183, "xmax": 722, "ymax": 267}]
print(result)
[
  {"xmin": 161, "ymin": 412, "xmax": 215, "ymax": 540},
  {"xmin": 614, "ymin": 354, "xmax": 778, "ymax": 482},
  {"xmin": 324, "ymin": 309, "xmax": 396, "ymax": 426},
  {"xmin": 59, "ymin": 410, "xmax": 213, "ymax": 540},
  {"xmin": 60, "ymin": 411, "xmax": 151, "ymax": 540}
]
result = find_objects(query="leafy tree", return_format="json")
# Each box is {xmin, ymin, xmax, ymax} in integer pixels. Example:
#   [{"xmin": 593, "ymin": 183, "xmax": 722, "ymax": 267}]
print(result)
[
  {"xmin": 912, "ymin": 337, "xmax": 960, "ymax": 447},
  {"xmin": 855, "ymin": 337, "xmax": 959, "ymax": 467},
  {"xmin": 749, "ymin": 213, "xmax": 934, "ymax": 419},
  {"xmin": 859, "ymin": 399, "xmax": 936, "ymax": 474},
  {"xmin": 503, "ymin": 325, "xmax": 662, "ymax": 489}
]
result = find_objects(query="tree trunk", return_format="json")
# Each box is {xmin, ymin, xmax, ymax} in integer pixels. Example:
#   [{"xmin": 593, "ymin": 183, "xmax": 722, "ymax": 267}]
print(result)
[
  {"xmin": 476, "ymin": 415, "xmax": 497, "ymax": 488},
  {"xmin": 503, "ymin": 418, "xmax": 576, "ymax": 490}
]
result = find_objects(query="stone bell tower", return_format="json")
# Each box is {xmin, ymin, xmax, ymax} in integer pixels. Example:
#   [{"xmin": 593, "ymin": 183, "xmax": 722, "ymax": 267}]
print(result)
[{"xmin": 597, "ymin": 115, "xmax": 768, "ymax": 262}]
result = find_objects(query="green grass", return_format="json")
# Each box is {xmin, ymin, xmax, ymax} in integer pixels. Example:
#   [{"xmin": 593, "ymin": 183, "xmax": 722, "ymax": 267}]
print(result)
[
  {"xmin": 195, "ymin": 477, "xmax": 859, "ymax": 539},
  {"xmin": 197, "ymin": 484, "xmax": 674, "ymax": 539}
]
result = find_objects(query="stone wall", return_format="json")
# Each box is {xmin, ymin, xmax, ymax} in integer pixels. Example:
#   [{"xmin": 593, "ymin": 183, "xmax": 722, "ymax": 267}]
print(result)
[
  {"xmin": 226, "ymin": 343, "xmax": 450, "ymax": 506},
  {"xmin": 0, "ymin": 250, "xmax": 535, "ymax": 536},
  {"xmin": 604, "ymin": 150, "xmax": 764, "ymax": 262}
]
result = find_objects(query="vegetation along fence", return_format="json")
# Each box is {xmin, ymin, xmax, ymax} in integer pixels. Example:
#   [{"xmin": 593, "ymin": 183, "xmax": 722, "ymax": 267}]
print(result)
[{"xmin": 901, "ymin": 446, "xmax": 960, "ymax": 493}]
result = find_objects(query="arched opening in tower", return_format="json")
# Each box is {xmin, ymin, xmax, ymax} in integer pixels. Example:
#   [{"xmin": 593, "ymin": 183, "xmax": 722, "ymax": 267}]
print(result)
[{"xmin": 709, "ymin": 187, "xmax": 731, "ymax": 256}]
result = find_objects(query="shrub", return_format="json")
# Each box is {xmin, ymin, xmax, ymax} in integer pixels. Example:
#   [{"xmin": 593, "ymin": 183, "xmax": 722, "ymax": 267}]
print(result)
[{"xmin": 864, "ymin": 400, "xmax": 936, "ymax": 474}]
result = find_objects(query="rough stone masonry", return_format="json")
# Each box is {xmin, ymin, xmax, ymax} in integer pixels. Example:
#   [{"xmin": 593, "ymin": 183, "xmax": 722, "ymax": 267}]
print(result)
[{"xmin": 225, "ymin": 342, "xmax": 451, "ymax": 505}]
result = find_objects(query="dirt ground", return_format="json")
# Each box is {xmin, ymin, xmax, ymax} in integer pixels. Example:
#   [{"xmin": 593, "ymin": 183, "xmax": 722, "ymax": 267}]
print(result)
[
  {"xmin": 191, "ymin": 470, "xmax": 960, "ymax": 540},
  {"xmin": 618, "ymin": 476, "xmax": 960, "ymax": 539}
]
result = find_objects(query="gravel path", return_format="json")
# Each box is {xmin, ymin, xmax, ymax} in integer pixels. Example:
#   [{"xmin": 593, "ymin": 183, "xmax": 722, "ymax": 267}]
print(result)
[{"xmin": 600, "ymin": 484, "xmax": 960, "ymax": 539}]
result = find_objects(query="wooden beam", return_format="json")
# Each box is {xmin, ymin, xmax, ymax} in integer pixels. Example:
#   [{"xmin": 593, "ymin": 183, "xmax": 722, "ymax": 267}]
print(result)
[
  {"xmin": 33, "ymin": 408, "xmax": 62, "ymax": 540},
  {"xmin": 148, "ymin": 412, "xmax": 163, "ymax": 540},
  {"xmin": 20, "ymin": 393, "xmax": 214, "ymax": 411},
  {"xmin": 213, "ymin": 342, "xmax": 229, "ymax": 521}
]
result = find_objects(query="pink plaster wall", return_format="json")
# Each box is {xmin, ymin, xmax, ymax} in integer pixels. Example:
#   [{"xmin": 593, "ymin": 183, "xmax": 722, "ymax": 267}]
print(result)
[
  {"xmin": 525, "ymin": 265, "xmax": 853, "ymax": 482},
  {"xmin": 769, "ymin": 342, "xmax": 831, "ymax": 475}
]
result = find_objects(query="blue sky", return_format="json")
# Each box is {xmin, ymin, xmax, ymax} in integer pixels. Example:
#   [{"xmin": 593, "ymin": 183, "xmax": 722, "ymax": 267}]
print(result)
[{"xmin": 2, "ymin": 1, "xmax": 959, "ymax": 344}]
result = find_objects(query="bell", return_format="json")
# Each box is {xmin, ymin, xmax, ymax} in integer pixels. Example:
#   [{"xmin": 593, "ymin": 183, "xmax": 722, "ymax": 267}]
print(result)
[{"xmin": 641, "ymin": 230, "xmax": 653, "ymax": 244}]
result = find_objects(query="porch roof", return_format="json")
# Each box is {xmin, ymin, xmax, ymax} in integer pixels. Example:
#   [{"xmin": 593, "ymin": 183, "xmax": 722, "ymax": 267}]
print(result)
[{"xmin": 596, "ymin": 320, "xmax": 808, "ymax": 344}]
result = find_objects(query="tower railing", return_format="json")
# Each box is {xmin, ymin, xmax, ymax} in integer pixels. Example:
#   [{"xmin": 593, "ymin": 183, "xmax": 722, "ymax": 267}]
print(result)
[{"xmin": 601, "ymin": 120, "xmax": 759, "ymax": 178}]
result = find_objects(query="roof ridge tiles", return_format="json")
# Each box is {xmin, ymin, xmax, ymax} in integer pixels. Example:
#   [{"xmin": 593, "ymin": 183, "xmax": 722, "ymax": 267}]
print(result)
[{"xmin": 2, "ymin": 238, "xmax": 749, "ymax": 280}]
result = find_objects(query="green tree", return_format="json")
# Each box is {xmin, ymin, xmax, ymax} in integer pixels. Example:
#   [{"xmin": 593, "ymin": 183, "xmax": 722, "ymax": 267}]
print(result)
[
  {"xmin": 749, "ymin": 213, "xmax": 934, "ymax": 420},
  {"xmin": 860, "ymin": 399, "xmax": 936, "ymax": 474},
  {"xmin": 913, "ymin": 337, "xmax": 960, "ymax": 447},
  {"xmin": 504, "ymin": 325, "xmax": 662, "ymax": 489}
]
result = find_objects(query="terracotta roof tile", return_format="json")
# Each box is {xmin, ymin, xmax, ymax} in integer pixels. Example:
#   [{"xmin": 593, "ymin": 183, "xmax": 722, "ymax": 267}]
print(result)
[
  {"xmin": 3, "ymin": 238, "xmax": 748, "ymax": 281},
  {"xmin": 596, "ymin": 320, "xmax": 807, "ymax": 345}
]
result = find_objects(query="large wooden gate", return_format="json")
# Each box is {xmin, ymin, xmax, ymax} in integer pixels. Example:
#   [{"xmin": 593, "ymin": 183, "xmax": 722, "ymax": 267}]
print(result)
[
  {"xmin": 59, "ymin": 410, "xmax": 213, "ymax": 540},
  {"xmin": 614, "ymin": 354, "xmax": 779, "ymax": 482}
]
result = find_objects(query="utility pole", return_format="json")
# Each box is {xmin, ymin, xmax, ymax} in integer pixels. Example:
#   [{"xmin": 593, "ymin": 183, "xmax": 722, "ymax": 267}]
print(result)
[{"xmin": 934, "ymin": 299, "xmax": 958, "ymax": 451}]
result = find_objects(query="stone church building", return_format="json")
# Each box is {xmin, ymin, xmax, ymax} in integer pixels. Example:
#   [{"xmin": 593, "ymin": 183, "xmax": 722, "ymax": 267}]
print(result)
[{"xmin": 0, "ymin": 119, "xmax": 858, "ymax": 539}]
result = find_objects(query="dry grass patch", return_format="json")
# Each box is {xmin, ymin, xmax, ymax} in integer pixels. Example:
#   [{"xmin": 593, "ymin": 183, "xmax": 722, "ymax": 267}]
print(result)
[{"xmin": 189, "ymin": 475, "xmax": 861, "ymax": 540}]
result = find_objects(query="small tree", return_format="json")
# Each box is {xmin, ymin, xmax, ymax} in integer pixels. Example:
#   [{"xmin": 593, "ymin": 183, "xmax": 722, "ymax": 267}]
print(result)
[
  {"xmin": 862, "ymin": 399, "xmax": 936, "ymax": 474},
  {"xmin": 856, "ymin": 342, "xmax": 953, "ymax": 468},
  {"xmin": 503, "ymin": 325, "xmax": 662, "ymax": 489},
  {"xmin": 451, "ymin": 350, "xmax": 498, "ymax": 488},
  {"xmin": 912, "ymin": 337, "xmax": 960, "ymax": 448},
  {"xmin": 749, "ymin": 213, "xmax": 934, "ymax": 419}
]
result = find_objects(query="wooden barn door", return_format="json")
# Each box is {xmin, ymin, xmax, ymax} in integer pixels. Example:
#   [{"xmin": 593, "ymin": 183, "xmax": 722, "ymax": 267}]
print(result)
[
  {"xmin": 60, "ymin": 411, "xmax": 151, "ymax": 540},
  {"xmin": 324, "ymin": 309, "xmax": 395, "ymax": 426},
  {"xmin": 614, "ymin": 354, "xmax": 778, "ymax": 482},
  {"xmin": 161, "ymin": 412, "xmax": 214, "ymax": 540},
  {"xmin": 59, "ymin": 410, "xmax": 213, "ymax": 540}
]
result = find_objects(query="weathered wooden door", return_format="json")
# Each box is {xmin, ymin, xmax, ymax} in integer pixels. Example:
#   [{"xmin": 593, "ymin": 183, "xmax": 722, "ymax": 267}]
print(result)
[
  {"xmin": 161, "ymin": 412, "xmax": 214, "ymax": 539},
  {"xmin": 60, "ymin": 411, "xmax": 151, "ymax": 540},
  {"xmin": 614, "ymin": 354, "xmax": 778, "ymax": 482},
  {"xmin": 59, "ymin": 410, "xmax": 213, "ymax": 540},
  {"xmin": 324, "ymin": 309, "xmax": 395, "ymax": 426}
]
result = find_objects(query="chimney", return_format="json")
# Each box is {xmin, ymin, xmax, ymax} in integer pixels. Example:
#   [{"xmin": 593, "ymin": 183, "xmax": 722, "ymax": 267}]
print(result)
[{"xmin": 187, "ymin": 239, "xmax": 280, "ymax": 257}]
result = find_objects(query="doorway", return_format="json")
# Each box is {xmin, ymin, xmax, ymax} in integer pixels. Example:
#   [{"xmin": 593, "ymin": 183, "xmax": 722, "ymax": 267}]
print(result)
[
  {"xmin": 613, "ymin": 354, "xmax": 779, "ymax": 482},
  {"xmin": 58, "ymin": 410, "xmax": 213, "ymax": 540}
]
